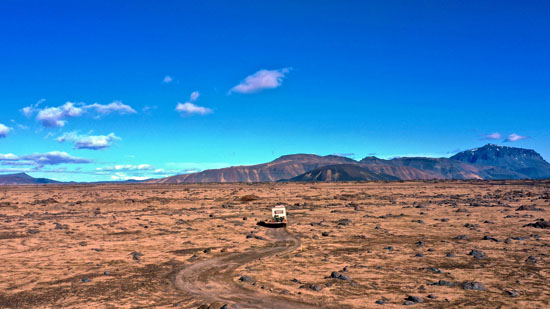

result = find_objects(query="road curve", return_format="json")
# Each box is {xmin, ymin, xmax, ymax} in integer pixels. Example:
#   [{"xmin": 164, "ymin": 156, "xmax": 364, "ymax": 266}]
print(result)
[{"xmin": 173, "ymin": 228, "xmax": 317, "ymax": 308}]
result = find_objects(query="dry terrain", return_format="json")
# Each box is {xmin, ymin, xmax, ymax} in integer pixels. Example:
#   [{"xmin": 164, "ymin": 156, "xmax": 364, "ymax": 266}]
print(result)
[{"xmin": 0, "ymin": 181, "xmax": 549, "ymax": 308}]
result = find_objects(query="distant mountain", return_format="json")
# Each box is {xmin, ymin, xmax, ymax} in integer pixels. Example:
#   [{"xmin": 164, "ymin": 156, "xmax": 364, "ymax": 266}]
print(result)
[
  {"xmin": 147, "ymin": 154, "xmax": 356, "ymax": 183},
  {"xmin": 149, "ymin": 144, "xmax": 549, "ymax": 183},
  {"xmin": 0, "ymin": 173, "xmax": 60, "ymax": 185},
  {"xmin": 450, "ymin": 144, "xmax": 550, "ymax": 179},
  {"xmin": 285, "ymin": 164, "xmax": 400, "ymax": 182}
]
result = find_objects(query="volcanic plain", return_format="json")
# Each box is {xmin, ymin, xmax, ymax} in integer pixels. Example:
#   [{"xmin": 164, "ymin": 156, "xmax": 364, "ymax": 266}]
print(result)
[{"xmin": 0, "ymin": 181, "xmax": 549, "ymax": 308}]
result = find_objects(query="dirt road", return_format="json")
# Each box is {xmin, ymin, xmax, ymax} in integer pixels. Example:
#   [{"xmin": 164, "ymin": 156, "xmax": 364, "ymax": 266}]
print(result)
[{"xmin": 173, "ymin": 227, "xmax": 317, "ymax": 308}]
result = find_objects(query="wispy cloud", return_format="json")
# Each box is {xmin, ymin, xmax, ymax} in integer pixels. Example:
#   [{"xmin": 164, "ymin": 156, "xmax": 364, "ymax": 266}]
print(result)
[
  {"xmin": 504, "ymin": 133, "xmax": 528, "ymax": 142},
  {"xmin": 85, "ymin": 101, "xmax": 136, "ymax": 115},
  {"xmin": 96, "ymin": 164, "xmax": 154, "ymax": 172},
  {"xmin": 22, "ymin": 101, "xmax": 136, "ymax": 128},
  {"xmin": 36, "ymin": 102, "xmax": 85, "ymax": 127},
  {"xmin": 0, "ymin": 151, "xmax": 91, "ymax": 168},
  {"xmin": 57, "ymin": 132, "xmax": 121, "ymax": 150},
  {"xmin": 481, "ymin": 132, "xmax": 502, "ymax": 140},
  {"xmin": 332, "ymin": 153, "xmax": 355, "ymax": 158},
  {"xmin": 163, "ymin": 75, "xmax": 173, "ymax": 83},
  {"xmin": 176, "ymin": 91, "xmax": 212, "ymax": 115},
  {"xmin": 0, "ymin": 124, "xmax": 12, "ymax": 138},
  {"xmin": 229, "ymin": 68, "xmax": 291, "ymax": 94}
]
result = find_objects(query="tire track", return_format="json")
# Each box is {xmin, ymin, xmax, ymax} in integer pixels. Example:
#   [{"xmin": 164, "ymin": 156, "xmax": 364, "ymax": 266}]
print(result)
[{"xmin": 173, "ymin": 228, "xmax": 317, "ymax": 308}]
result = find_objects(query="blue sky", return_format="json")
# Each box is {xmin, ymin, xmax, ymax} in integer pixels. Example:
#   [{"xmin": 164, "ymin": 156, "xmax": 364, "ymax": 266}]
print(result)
[{"xmin": 1, "ymin": 1, "xmax": 549, "ymax": 181}]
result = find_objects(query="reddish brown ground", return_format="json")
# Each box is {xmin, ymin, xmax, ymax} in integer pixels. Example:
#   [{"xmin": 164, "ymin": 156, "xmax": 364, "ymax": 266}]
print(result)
[{"xmin": 0, "ymin": 181, "xmax": 549, "ymax": 308}]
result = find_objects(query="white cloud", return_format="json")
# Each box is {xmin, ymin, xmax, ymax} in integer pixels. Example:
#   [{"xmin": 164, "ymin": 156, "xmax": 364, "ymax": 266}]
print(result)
[
  {"xmin": 190, "ymin": 91, "xmax": 200, "ymax": 101},
  {"xmin": 176, "ymin": 91, "xmax": 212, "ymax": 115},
  {"xmin": 0, "ymin": 151, "xmax": 91, "ymax": 168},
  {"xmin": 504, "ymin": 133, "xmax": 528, "ymax": 142},
  {"xmin": 163, "ymin": 75, "xmax": 173, "ymax": 83},
  {"xmin": 110, "ymin": 172, "xmax": 150, "ymax": 181},
  {"xmin": 85, "ymin": 101, "xmax": 137, "ymax": 115},
  {"xmin": 96, "ymin": 164, "xmax": 154, "ymax": 172},
  {"xmin": 22, "ymin": 101, "xmax": 137, "ymax": 128},
  {"xmin": 36, "ymin": 102, "xmax": 84, "ymax": 128},
  {"xmin": 176, "ymin": 102, "xmax": 212, "ymax": 115},
  {"xmin": 0, "ymin": 124, "xmax": 12, "ymax": 138},
  {"xmin": 482, "ymin": 132, "xmax": 502, "ymax": 140},
  {"xmin": 229, "ymin": 68, "xmax": 291, "ymax": 94},
  {"xmin": 57, "ymin": 132, "xmax": 121, "ymax": 150}
]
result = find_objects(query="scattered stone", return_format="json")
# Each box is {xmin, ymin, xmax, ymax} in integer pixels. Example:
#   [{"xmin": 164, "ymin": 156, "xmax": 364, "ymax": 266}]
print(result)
[
  {"xmin": 431, "ymin": 280, "xmax": 456, "ymax": 287},
  {"xmin": 239, "ymin": 276, "xmax": 254, "ymax": 283},
  {"xmin": 103, "ymin": 271, "xmax": 110, "ymax": 275},
  {"xmin": 523, "ymin": 219, "xmax": 550, "ymax": 229},
  {"xmin": 309, "ymin": 284, "xmax": 323, "ymax": 292},
  {"xmin": 454, "ymin": 235, "xmax": 468, "ymax": 240},
  {"xmin": 384, "ymin": 246, "xmax": 393, "ymax": 251},
  {"xmin": 516, "ymin": 205, "xmax": 545, "ymax": 211},
  {"xmin": 81, "ymin": 278, "xmax": 90, "ymax": 283},
  {"xmin": 415, "ymin": 253, "xmax": 424, "ymax": 257},
  {"xmin": 330, "ymin": 271, "xmax": 351, "ymax": 281},
  {"xmin": 482, "ymin": 235, "xmax": 499, "ymax": 242},
  {"xmin": 338, "ymin": 218, "xmax": 352, "ymax": 226},
  {"xmin": 404, "ymin": 295, "xmax": 423, "ymax": 305},
  {"xmin": 469, "ymin": 249, "xmax": 488, "ymax": 259},
  {"xmin": 446, "ymin": 253, "xmax": 456, "ymax": 258},
  {"xmin": 415, "ymin": 241, "xmax": 425, "ymax": 246},
  {"xmin": 427, "ymin": 294, "xmax": 437, "ymax": 299},
  {"xmin": 322, "ymin": 232, "xmax": 330, "ymax": 237},
  {"xmin": 505, "ymin": 290, "xmax": 519, "ymax": 297},
  {"xmin": 375, "ymin": 299, "xmax": 386, "ymax": 305},
  {"xmin": 462, "ymin": 281, "xmax": 487, "ymax": 291},
  {"xmin": 131, "ymin": 251, "xmax": 143, "ymax": 261},
  {"xmin": 525, "ymin": 256, "xmax": 538, "ymax": 263},
  {"xmin": 425, "ymin": 267, "xmax": 442, "ymax": 273}
]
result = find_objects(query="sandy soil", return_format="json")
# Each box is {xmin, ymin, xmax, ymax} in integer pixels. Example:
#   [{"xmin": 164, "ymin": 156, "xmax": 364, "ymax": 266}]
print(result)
[{"xmin": 0, "ymin": 181, "xmax": 549, "ymax": 308}]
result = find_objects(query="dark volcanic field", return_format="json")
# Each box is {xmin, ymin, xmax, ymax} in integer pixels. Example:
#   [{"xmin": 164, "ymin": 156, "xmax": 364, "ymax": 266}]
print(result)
[{"xmin": 0, "ymin": 180, "xmax": 549, "ymax": 308}]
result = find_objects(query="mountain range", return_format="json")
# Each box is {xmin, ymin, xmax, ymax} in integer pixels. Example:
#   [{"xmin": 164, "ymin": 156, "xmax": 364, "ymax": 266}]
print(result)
[
  {"xmin": 2, "ymin": 144, "xmax": 550, "ymax": 184},
  {"xmin": 147, "ymin": 144, "xmax": 550, "ymax": 183}
]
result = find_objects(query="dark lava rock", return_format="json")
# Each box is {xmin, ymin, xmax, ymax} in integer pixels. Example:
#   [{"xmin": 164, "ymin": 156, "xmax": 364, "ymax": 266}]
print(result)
[
  {"xmin": 322, "ymin": 232, "xmax": 330, "ymax": 237},
  {"xmin": 446, "ymin": 253, "xmax": 456, "ymax": 258},
  {"xmin": 81, "ymin": 278, "xmax": 90, "ymax": 283},
  {"xmin": 505, "ymin": 290, "xmax": 519, "ymax": 297},
  {"xmin": 239, "ymin": 276, "xmax": 254, "ymax": 283},
  {"xmin": 246, "ymin": 234, "xmax": 254, "ymax": 239},
  {"xmin": 469, "ymin": 249, "xmax": 488, "ymax": 259},
  {"xmin": 330, "ymin": 271, "xmax": 351, "ymax": 281},
  {"xmin": 103, "ymin": 271, "xmax": 110, "ymax": 275},
  {"xmin": 338, "ymin": 218, "xmax": 352, "ymax": 226},
  {"xmin": 404, "ymin": 295, "xmax": 424, "ymax": 304},
  {"xmin": 375, "ymin": 299, "xmax": 386, "ymax": 305},
  {"xmin": 415, "ymin": 241, "xmax": 425, "ymax": 246},
  {"xmin": 516, "ymin": 205, "xmax": 545, "ymax": 211},
  {"xmin": 523, "ymin": 219, "xmax": 550, "ymax": 229},
  {"xmin": 425, "ymin": 267, "xmax": 443, "ymax": 273},
  {"xmin": 427, "ymin": 294, "xmax": 438, "ymax": 299},
  {"xmin": 415, "ymin": 253, "xmax": 424, "ymax": 257},
  {"xmin": 431, "ymin": 280, "xmax": 456, "ymax": 287},
  {"xmin": 131, "ymin": 251, "xmax": 143, "ymax": 261},
  {"xmin": 27, "ymin": 229, "xmax": 40, "ymax": 234},
  {"xmin": 384, "ymin": 246, "xmax": 393, "ymax": 251},
  {"xmin": 482, "ymin": 235, "xmax": 499, "ymax": 242},
  {"xmin": 312, "ymin": 235, "xmax": 319, "ymax": 240},
  {"xmin": 309, "ymin": 284, "xmax": 323, "ymax": 292},
  {"xmin": 454, "ymin": 235, "xmax": 468, "ymax": 240},
  {"xmin": 525, "ymin": 256, "xmax": 538, "ymax": 263},
  {"xmin": 462, "ymin": 281, "xmax": 487, "ymax": 291}
]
